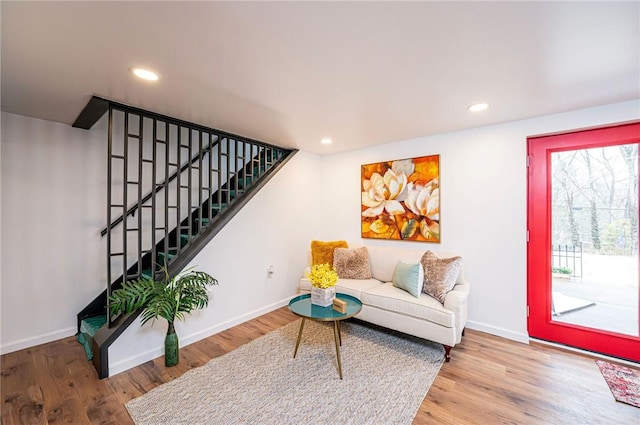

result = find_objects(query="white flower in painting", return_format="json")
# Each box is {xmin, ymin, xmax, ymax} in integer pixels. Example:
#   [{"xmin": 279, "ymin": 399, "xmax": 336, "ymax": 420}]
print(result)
[
  {"xmin": 405, "ymin": 178, "xmax": 439, "ymax": 221},
  {"xmin": 362, "ymin": 169, "xmax": 411, "ymax": 217},
  {"xmin": 391, "ymin": 159, "xmax": 415, "ymax": 177}
]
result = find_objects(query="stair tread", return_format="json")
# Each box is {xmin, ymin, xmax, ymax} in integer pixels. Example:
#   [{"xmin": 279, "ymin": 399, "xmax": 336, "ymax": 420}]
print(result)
[
  {"xmin": 76, "ymin": 333, "xmax": 94, "ymax": 360},
  {"xmin": 80, "ymin": 315, "xmax": 107, "ymax": 335},
  {"xmin": 77, "ymin": 314, "xmax": 107, "ymax": 361}
]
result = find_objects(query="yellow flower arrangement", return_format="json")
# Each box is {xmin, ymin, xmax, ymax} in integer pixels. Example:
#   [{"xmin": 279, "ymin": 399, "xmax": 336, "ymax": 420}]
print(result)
[{"xmin": 306, "ymin": 263, "xmax": 338, "ymax": 289}]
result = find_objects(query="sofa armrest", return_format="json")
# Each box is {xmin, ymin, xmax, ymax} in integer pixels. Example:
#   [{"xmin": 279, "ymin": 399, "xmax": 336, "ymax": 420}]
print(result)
[
  {"xmin": 444, "ymin": 281, "xmax": 470, "ymax": 307},
  {"xmin": 444, "ymin": 280, "xmax": 470, "ymax": 341}
]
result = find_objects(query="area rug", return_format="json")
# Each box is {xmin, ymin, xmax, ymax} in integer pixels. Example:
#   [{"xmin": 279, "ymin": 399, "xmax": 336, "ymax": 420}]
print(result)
[
  {"xmin": 596, "ymin": 360, "xmax": 640, "ymax": 408},
  {"xmin": 126, "ymin": 319, "xmax": 445, "ymax": 424}
]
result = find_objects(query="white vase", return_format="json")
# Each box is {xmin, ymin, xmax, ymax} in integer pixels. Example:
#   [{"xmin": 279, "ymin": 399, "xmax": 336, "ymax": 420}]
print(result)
[{"xmin": 310, "ymin": 286, "xmax": 336, "ymax": 307}]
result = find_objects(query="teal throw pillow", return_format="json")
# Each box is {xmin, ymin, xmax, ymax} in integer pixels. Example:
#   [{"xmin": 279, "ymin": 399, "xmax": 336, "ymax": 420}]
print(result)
[{"xmin": 392, "ymin": 261, "xmax": 423, "ymax": 298}]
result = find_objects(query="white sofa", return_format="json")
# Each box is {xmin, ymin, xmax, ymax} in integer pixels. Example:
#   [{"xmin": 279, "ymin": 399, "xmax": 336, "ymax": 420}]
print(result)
[{"xmin": 300, "ymin": 244, "xmax": 470, "ymax": 361}]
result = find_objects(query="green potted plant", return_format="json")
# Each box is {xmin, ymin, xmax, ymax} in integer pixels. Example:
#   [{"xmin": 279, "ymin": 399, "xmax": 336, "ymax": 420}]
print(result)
[{"xmin": 109, "ymin": 267, "xmax": 218, "ymax": 366}]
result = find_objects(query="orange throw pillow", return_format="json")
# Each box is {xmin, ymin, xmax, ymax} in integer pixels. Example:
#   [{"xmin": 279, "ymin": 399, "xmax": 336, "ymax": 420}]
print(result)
[{"xmin": 311, "ymin": 240, "xmax": 348, "ymax": 266}]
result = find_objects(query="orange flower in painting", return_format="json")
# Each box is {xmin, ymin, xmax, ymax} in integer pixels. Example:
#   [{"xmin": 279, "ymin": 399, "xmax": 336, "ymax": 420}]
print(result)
[
  {"xmin": 413, "ymin": 156, "xmax": 439, "ymax": 184},
  {"xmin": 361, "ymin": 163, "xmax": 388, "ymax": 180}
]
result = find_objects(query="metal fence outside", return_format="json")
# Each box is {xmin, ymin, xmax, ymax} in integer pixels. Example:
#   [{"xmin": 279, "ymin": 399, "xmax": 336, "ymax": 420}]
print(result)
[{"xmin": 552, "ymin": 243, "xmax": 583, "ymax": 278}]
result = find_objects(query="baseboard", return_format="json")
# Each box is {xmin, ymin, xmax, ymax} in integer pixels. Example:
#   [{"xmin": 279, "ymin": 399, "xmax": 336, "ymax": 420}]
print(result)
[
  {"xmin": 465, "ymin": 320, "xmax": 529, "ymax": 344},
  {"xmin": 178, "ymin": 297, "xmax": 292, "ymax": 348},
  {"xmin": 108, "ymin": 296, "xmax": 292, "ymax": 376},
  {"xmin": 0, "ymin": 326, "xmax": 77, "ymax": 355}
]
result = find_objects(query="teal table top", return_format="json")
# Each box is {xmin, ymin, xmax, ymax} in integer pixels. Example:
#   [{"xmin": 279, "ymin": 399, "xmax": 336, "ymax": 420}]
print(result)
[{"xmin": 288, "ymin": 293, "xmax": 362, "ymax": 321}]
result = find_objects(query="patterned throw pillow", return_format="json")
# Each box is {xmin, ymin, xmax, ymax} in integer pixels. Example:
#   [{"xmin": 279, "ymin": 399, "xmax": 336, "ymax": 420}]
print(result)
[
  {"xmin": 333, "ymin": 247, "xmax": 372, "ymax": 279},
  {"xmin": 420, "ymin": 251, "xmax": 462, "ymax": 304},
  {"xmin": 311, "ymin": 240, "xmax": 348, "ymax": 266}
]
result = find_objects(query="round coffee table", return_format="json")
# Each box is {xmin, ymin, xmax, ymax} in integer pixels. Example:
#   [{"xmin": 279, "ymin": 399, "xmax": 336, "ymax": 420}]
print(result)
[{"xmin": 288, "ymin": 293, "xmax": 362, "ymax": 379}]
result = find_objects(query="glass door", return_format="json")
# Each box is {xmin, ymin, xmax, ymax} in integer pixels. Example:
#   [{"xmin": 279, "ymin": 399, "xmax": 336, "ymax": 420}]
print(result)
[{"xmin": 528, "ymin": 122, "xmax": 640, "ymax": 362}]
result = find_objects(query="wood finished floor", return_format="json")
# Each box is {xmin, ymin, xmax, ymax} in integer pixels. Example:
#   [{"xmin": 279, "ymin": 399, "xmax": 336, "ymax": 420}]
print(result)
[{"xmin": 2, "ymin": 307, "xmax": 639, "ymax": 424}]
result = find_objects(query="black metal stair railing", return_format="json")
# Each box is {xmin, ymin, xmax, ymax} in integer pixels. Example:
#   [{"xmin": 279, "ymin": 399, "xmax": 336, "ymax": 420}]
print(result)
[{"xmin": 75, "ymin": 96, "xmax": 297, "ymax": 378}]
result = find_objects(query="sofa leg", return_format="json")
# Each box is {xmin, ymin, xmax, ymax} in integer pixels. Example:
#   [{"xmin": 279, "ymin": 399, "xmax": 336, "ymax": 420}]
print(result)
[{"xmin": 443, "ymin": 345, "xmax": 452, "ymax": 362}]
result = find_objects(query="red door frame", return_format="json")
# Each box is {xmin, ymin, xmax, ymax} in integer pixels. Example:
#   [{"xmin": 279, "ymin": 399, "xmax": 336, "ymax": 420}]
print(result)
[{"xmin": 527, "ymin": 121, "xmax": 640, "ymax": 362}]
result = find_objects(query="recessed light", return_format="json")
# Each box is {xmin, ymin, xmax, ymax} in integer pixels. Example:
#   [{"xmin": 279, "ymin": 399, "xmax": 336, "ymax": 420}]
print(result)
[
  {"xmin": 130, "ymin": 67, "xmax": 159, "ymax": 81},
  {"xmin": 468, "ymin": 102, "xmax": 489, "ymax": 112},
  {"xmin": 321, "ymin": 138, "xmax": 333, "ymax": 145}
]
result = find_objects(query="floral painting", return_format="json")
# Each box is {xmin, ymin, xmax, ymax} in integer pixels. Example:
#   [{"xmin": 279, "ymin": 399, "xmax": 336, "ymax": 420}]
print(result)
[{"xmin": 361, "ymin": 155, "xmax": 440, "ymax": 242}]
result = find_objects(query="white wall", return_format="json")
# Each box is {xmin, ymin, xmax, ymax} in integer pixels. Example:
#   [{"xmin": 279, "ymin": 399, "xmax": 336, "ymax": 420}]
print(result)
[
  {"xmin": 320, "ymin": 100, "xmax": 639, "ymax": 342},
  {"xmin": 1, "ymin": 112, "xmax": 108, "ymax": 352}
]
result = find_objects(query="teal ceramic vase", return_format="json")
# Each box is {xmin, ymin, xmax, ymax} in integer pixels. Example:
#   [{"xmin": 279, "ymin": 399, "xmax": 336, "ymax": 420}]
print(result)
[{"xmin": 165, "ymin": 322, "xmax": 179, "ymax": 367}]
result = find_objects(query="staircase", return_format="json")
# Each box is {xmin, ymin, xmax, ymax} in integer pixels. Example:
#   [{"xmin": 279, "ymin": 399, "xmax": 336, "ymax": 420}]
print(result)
[{"xmin": 74, "ymin": 97, "xmax": 297, "ymax": 378}]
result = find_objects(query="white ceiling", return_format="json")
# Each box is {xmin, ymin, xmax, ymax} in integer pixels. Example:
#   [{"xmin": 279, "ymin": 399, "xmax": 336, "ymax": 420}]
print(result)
[{"xmin": 2, "ymin": 1, "xmax": 639, "ymax": 154}]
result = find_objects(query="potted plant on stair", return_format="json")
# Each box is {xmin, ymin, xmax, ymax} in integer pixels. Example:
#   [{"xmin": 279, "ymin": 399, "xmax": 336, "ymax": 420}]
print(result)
[{"xmin": 109, "ymin": 267, "xmax": 218, "ymax": 367}]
